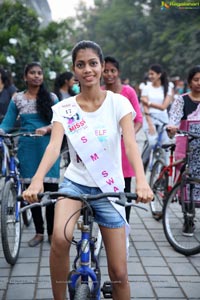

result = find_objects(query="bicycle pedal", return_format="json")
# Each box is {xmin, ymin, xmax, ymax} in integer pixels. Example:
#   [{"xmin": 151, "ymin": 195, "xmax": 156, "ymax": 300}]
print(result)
[{"xmin": 101, "ymin": 281, "xmax": 112, "ymax": 298}]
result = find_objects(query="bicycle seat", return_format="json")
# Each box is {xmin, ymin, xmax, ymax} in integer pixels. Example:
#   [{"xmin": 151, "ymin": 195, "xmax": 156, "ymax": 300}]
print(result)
[{"xmin": 162, "ymin": 143, "xmax": 176, "ymax": 151}]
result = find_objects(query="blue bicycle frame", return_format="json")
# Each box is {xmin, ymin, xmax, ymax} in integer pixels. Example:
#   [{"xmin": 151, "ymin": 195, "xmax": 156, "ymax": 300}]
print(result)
[{"xmin": 68, "ymin": 207, "xmax": 101, "ymax": 300}]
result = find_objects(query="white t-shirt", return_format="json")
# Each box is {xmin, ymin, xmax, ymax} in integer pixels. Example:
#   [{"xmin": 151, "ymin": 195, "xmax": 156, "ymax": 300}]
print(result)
[
  {"xmin": 141, "ymin": 83, "xmax": 172, "ymax": 116},
  {"xmin": 52, "ymin": 91, "xmax": 135, "ymax": 187}
]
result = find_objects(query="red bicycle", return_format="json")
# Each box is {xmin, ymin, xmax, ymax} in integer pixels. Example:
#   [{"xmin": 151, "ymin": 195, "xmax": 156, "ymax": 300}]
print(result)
[{"xmin": 149, "ymin": 139, "xmax": 184, "ymax": 220}]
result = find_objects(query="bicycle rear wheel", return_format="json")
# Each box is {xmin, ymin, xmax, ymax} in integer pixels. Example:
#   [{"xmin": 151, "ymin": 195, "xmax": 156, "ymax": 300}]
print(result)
[
  {"xmin": 1, "ymin": 179, "xmax": 21, "ymax": 264},
  {"xmin": 149, "ymin": 159, "xmax": 167, "ymax": 220},
  {"xmin": 74, "ymin": 284, "xmax": 90, "ymax": 300},
  {"xmin": 163, "ymin": 181, "xmax": 200, "ymax": 256}
]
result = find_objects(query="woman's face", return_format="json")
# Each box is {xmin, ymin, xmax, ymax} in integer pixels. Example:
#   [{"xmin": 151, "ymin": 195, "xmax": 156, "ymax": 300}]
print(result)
[
  {"xmin": 190, "ymin": 72, "xmax": 200, "ymax": 93},
  {"xmin": 73, "ymin": 48, "xmax": 103, "ymax": 88},
  {"xmin": 103, "ymin": 62, "xmax": 119, "ymax": 85},
  {"xmin": 148, "ymin": 69, "xmax": 161, "ymax": 84},
  {"xmin": 24, "ymin": 66, "xmax": 43, "ymax": 87}
]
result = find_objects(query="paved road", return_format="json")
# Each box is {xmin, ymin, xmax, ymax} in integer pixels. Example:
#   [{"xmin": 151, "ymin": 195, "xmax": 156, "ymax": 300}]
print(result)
[{"xmin": 0, "ymin": 130, "xmax": 200, "ymax": 300}]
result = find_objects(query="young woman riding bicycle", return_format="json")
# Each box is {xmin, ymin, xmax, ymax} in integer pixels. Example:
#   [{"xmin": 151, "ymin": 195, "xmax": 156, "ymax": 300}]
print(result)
[
  {"xmin": 22, "ymin": 40, "xmax": 153, "ymax": 300},
  {"xmin": 167, "ymin": 65, "xmax": 200, "ymax": 236},
  {"xmin": 141, "ymin": 64, "xmax": 173, "ymax": 161}
]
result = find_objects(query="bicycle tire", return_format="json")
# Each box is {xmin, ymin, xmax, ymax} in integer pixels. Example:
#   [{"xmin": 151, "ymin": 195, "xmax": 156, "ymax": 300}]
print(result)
[
  {"xmin": 141, "ymin": 140, "xmax": 150, "ymax": 173},
  {"xmin": 1, "ymin": 179, "xmax": 21, "ymax": 265},
  {"xmin": 149, "ymin": 159, "xmax": 167, "ymax": 219},
  {"xmin": 22, "ymin": 208, "xmax": 32, "ymax": 227},
  {"xmin": 163, "ymin": 181, "xmax": 200, "ymax": 256},
  {"xmin": 74, "ymin": 284, "xmax": 90, "ymax": 300}
]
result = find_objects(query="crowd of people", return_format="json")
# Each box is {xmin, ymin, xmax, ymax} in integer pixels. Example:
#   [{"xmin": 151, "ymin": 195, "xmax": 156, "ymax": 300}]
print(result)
[{"xmin": 0, "ymin": 39, "xmax": 199, "ymax": 300}]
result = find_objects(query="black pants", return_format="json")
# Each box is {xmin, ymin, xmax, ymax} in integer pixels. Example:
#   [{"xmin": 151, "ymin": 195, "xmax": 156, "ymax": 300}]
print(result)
[
  {"xmin": 25, "ymin": 183, "xmax": 58, "ymax": 235},
  {"xmin": 124, "ymin": 177, "xmax": 132, "ymax": 223}
]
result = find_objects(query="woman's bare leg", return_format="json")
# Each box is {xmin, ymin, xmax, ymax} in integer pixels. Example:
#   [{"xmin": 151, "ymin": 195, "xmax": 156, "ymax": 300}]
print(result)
[
  {"xmin": 101, "ymin": 225, "xmax": 130, "ymax": 300},
  {"xmin": 50, "ymin": 199, "xmax": 81, "ymax": 300}
]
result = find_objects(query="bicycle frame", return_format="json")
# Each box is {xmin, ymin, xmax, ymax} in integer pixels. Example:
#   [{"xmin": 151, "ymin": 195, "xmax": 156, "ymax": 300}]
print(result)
[
  {"xmin": 158, "ymin": 145, "xmax": 185, "ymax": 194},
  {"xmin": 68, "ymin": 205, "xmax": 101, "ymax": 299}
]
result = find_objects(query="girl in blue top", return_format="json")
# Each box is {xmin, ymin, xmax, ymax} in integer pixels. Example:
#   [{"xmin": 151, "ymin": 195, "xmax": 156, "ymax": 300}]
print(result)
[{"xmin": 0, "ymin": 62, "xmax": 60, "ymax": 246}]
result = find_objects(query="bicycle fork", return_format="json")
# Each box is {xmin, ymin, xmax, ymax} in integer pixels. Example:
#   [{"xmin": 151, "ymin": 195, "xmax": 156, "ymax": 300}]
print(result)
[{"xmin": 68, "ymin": 223, "xmax": 101, "ymax": 300}]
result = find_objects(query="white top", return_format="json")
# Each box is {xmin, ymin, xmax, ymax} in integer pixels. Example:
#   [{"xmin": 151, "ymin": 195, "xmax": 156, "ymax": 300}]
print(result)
[
  {"xmin": 52, "ymin": 91, "xmax": 135, "ymax": 187},
  {"xmin": 141, "ymin": 83, "xmax": 172, "ymax": 117}
]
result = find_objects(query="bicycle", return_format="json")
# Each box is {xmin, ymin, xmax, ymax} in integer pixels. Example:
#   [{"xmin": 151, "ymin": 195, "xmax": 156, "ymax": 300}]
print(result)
[
  {"xmin": 162, "ymin": 130, "xmax": 200, "ymax": 256},
  {"xmin": 141, "ymin": 114, "xmax": 168, "ymax": 175},
  {"xmin": 0, "ymin": 135, "xmax": 10, "ymax": 203},
  {"xmin": 0, "ymin": 132, "xmax": 41, "ymax": 265},
  {"xmin": 149, "ymin": 142, "xmax": 184, "ymax": 220},
  {"xmin": 20, "ymin": 191, "xmax": 146, "ymax": 299}
]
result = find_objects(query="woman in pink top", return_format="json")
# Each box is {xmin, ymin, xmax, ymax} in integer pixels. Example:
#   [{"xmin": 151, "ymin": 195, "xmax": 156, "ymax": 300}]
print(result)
[{"xmin": 102, "ymin": 56, "xmax": 143, "ymax": 222}]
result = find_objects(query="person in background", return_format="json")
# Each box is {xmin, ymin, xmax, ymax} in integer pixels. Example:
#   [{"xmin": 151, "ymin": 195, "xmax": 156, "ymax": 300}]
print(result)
[
  {"xmin": 53, "ymin": 71, "xmax": 78, "ymax": 163},
  {"xmin": 102, "ymin": 55, "xmax": 143, "ymax": 223},
  {"xmin": 138, "ymin": 73, "xmax": 150, "ymax": 101},
  {"xmin": 167, "ymin": 65, "xmax": 200, "ymax": 236},
  {"xmin": 141, "ymin": 64, "xmax": 173, "ymax": 153},
  {"xmin": 0, "ymin": 62, "xmax": 60, "ymax": 247},
  {"xmin": 0, "ymin": 68, "xmax": 17, "ymax": 124},
  {"xmin": 53, "ymin": 71, "xmax": 77, "ymax": 101},
  {"xmin": 22, "ymin": 40, "xmax": 153, "ymax": 300}
]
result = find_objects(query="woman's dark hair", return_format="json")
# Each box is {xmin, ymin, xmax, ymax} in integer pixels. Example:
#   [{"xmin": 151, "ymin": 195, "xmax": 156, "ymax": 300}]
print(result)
[
  {"xmin": 54, "ymin": 71, "xmax": 76, "ymax": 100},
  {"xmin": 104, "ymin": 56, "xmax": 120, "ymax": 71},
  {"xmin": 150, "ymin": 64, "xmax": 168, "ymax": 97},
  {"xmin": 0, "ymin": 68, "xmax": 12, "ymax": 88},
  {"xmin": 24, "ymin": 62, "xmax": 53, "ymax": 123},
  {"xmin": 187, "ymin": 65, "xmax": 200, "ymax": 85},
  {"xmin": 72, "ymin": 40, "xmax": 104, "ymax": 66}
]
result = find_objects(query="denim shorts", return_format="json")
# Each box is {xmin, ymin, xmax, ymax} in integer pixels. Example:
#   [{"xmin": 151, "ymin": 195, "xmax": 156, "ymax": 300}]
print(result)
[{"xmin": 58, "ymin": 178, "xmax": 125, "ymax": 228}]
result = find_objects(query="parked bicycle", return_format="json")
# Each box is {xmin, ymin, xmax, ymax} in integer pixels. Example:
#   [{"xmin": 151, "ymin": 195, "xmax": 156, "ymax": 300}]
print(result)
[
  {"xmin": 0, "ymin": 135, "xmax": 10, "ymax": 203},
  {"xmin": 141, "ymin": 114, "xmax": 168, "ymax": 175},
  {"xmin": 149, "ymin": 142, "xmax": 184, "ymax": 220},
  {"xmin": 20, "ymin": 191, "xmax": 146, "ymax": 300},
  {"xmin": 162, "ymin": 130, "xmax": 200, "ymax": 256},
  {"xmin": 0, "ymin": 132, "xmax": 41, "ymax": 265}
]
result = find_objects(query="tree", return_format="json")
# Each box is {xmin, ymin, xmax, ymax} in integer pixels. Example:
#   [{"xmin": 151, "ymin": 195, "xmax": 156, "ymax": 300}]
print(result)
[
  {"xmin": 0, "ymin": 1, "xmax": 75, "ymax": 89},
  {"xmin": 74, "ymin": 0, "xmax": 200, "ymax": 84}
]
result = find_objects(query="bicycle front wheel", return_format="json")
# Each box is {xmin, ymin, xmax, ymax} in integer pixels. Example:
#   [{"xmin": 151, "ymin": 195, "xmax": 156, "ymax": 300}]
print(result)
[
  {"xmin": 90, "ymin": 221, "xmax": 103, "ymax": 262},
  {"xmin": 1, "ymin": 179, "xmax": 21, "ymax": 264},
  {"xmin": 163, "ymin": 181, "xmax": 200, "ymax": 256},
  {"xmin": 149, "ymin": 159, "xmax": 167, "ymax": 219},
  {"xmin": 74, "ymin": 284, "xmax": 90, "ymax": 300}
]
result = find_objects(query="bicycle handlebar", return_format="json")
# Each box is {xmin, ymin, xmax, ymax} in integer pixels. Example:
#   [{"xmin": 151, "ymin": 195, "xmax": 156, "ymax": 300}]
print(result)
[
  {"xmin": 0, "ymin": 132, "xmax": 42, "ymax": 138},
  {"xmin": 176, "ymin": 129, "xmax": 200, "ymax": 140},
  {"xmin": 19, "ymin": 191, "xmax": 148, "ymax": 213}
]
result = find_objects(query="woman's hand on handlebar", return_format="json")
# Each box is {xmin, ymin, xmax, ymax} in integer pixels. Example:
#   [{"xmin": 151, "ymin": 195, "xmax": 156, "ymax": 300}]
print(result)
[
  {"xmin": 22, "ymin": 179, "xmax": 44, "ymax": 203},
  {"xmin": 166, "ymin": 125, "xmax": 178, "ymax": 138},
  {"xmin": 135, "ymin": 180, "xmax": 154, "ymax": 204}
]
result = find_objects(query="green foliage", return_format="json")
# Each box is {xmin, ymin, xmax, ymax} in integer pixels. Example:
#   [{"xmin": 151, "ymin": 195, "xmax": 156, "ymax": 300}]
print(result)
[
  {"xmin": 74, "ymin": 0, "xmax": 200, "ymax": 85},
  {"xmin": 1, "ymin": 0, "xmax": 199, "ymax": 91},
  {"xmin": 0, "ymin": 1, "xmax": 75, "ymax": 90}
]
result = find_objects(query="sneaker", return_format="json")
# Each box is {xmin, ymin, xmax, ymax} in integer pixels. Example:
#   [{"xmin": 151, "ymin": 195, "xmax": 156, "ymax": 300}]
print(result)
[{"xmin": 182, "ymin": 220, "xmax": 195, "ymax": 237}]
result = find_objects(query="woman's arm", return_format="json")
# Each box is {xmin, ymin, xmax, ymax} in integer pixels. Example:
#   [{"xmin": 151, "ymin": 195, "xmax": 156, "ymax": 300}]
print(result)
[
  {"xmin": 144, "ymin": 94, "xmax": 172, "ymax": 111},
  {"xmin": 22, "ymin": 121, "xmax": 64, "ymax": 202},
  {"xmin": 120, "ymin": 113, "xmax": 153, "ymax": 203},
  {"xmin": 0, "ymin": 100, "xmax": 18, "ymax": 132},
  {"xmin": 141, "ymin": 96, "xmax": 155, "ymax": 135}
]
